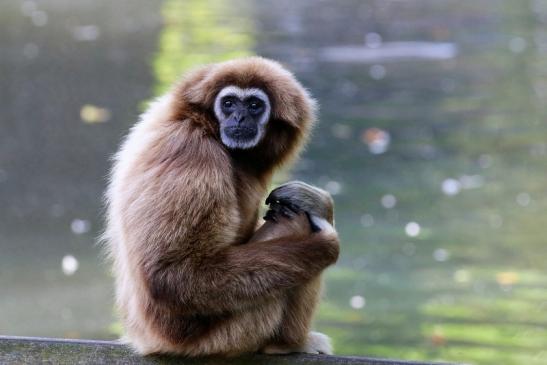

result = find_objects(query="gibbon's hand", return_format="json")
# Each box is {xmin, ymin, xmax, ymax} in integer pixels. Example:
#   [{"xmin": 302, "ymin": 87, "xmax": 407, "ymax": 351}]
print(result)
[
  {"xmin": 265, "ymin": 181, "xmax": 335, "ymax": 233},
  {"xmin": 263, "ymin": 201, "xmax": 315, "ymax": 235}
]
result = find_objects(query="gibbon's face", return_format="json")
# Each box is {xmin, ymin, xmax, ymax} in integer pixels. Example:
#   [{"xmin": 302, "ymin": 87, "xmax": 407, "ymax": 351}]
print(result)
[{"xmin": 214, "ymin": 86, "xmax": 271, "ymax": 149}]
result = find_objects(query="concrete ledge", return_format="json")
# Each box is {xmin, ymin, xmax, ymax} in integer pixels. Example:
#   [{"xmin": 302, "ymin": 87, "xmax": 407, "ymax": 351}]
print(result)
[{"xmin": 0, "ymin": 336, "xmax": 460, "ymax": 365}]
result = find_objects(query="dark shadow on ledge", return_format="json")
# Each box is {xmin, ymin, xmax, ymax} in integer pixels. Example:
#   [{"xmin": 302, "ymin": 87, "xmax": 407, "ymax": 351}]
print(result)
[{"xmin": 0, "ymin": 336, "xmax": 462, "ymax": 365}]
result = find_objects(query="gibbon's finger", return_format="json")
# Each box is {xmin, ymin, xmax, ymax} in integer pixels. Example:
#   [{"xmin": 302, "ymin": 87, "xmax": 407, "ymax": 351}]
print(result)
[
  {"xmin": 268, "ymin": 200, "xmax": 301, "ymax": 215},
  {"xmin": 263, "ymin": 209, "xmax": 278, "ymax": 222},
  {"xmin": 279, "ymin": 205, "xmax": 296, "ymax": 219},
  {"xmin": 276, "ymin": 198, "xmax": 302, "ymax": 214}
]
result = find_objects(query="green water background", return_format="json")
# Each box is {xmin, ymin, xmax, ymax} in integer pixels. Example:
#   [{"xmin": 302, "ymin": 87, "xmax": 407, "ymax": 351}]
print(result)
[{"xmin": 1, "ymin": 1, "xmax": 546, "ymax": 364}]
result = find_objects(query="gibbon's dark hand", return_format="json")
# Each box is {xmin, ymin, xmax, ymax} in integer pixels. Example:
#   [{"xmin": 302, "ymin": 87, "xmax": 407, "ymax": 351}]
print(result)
[{"xmin": 265, "ymin": 180, "xmax": 334, "ymax": 232}]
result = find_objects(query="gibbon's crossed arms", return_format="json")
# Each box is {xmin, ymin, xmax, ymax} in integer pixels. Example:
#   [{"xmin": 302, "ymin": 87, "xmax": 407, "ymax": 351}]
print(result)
[{"xmin": 103, "ymin": 57, "xmax": 340, "ymax": 357}]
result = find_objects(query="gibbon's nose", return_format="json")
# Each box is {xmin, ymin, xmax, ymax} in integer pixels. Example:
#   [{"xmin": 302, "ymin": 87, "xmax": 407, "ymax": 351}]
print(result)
[{"xmin": 234, "ymin": 108, "xmax": 248, "ymax": 124}]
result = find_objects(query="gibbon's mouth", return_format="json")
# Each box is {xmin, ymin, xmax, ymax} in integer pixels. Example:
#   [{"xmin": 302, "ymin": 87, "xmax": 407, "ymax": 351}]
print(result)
[
  {"xmin": 221, "ymin": 125, "xmax": 262, "ymax": 150},
  {"xmin": 224, "ymin": 126, "xmax": 258, "ymax": 141}
]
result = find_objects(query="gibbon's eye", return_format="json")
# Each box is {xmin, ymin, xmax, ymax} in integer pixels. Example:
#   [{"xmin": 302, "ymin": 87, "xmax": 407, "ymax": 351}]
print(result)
[
  {"xmin": 223, "ymin": 100, "xmax": 233, "ymax": 109},
  {"xmin": 247, "ymin": 98, "xmax": 264, "ymax": 114}
]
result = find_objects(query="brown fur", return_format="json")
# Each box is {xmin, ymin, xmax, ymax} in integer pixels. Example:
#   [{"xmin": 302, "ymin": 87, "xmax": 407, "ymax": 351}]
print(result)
[{"xmin": 104, "ymin": 57, "xmax": 339, "ymax": 356}]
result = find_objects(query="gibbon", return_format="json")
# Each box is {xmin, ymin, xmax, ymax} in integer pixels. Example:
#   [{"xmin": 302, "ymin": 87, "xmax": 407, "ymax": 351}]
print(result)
[{"xmin": 104, "ymin": 57, "xmax": 340, "ymax": 356}]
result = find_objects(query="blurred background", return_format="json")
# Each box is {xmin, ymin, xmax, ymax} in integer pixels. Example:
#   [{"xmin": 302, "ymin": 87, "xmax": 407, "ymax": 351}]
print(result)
[{"xmin": 1, "ymin": 1, "xmax": 547, "ymax": 364}]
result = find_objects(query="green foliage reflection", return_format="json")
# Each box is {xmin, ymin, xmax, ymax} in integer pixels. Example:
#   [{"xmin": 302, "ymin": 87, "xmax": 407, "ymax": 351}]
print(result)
[{"xmin": 153, "ymin": 0, "xmax": 254, "ymax": 95}]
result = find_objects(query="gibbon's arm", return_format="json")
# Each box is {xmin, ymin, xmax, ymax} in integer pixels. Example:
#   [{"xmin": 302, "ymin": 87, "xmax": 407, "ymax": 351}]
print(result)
[
  {"xmin": 142, "ymin": 228, "xmax": 339, "ymax": 315},
  {"xmin": 119, "ymin": 122, "xmax": 338, "ymax": 315}
]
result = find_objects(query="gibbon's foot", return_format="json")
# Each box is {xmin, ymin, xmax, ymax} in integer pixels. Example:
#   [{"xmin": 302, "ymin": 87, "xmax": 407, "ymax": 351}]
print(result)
[
  {"xmin": 304, "ymin": 331, "xmax": 333, "ymax": 355},
  {"xmin": 261, "ymin": 331, "xmax": 333, "ymax": 355}
]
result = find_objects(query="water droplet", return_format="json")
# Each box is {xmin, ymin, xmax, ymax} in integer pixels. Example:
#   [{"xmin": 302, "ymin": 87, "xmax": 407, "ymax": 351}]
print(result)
[
  {"xmin": 349, "ymin": 295, "xmax": 366, "ymax": 309},
  {"xmin": 71, "ymin": 219, "xmax": 91, "ymax": 234},
  {"xmin": 360, "ymin": 214, "xmax": 374, "ymax": 227},
  {"xmin": 71, "ymin": 25, "xmax": 101, "ymax": 42},
  {"xmin": 405, "ymin": 222, "xmax": 421, "ymax": 237},
  {"xmin": 364, "ymin": 32, "xmax": 382, "ymax": 48},
  {"xmin": 509, "ymin": 36, "xmax": 527, "ymax": 53},
  {"xmin": 430, "ymin": 325, "xmax": 446, "ymax": 346},
  {"xmin": 31, "ymin": 10, "xmax": 48, "ymax": 27},
  {"xmin": 496, "ymin": 271, "xmax": 519, "ymax": 286},
  {"xmin": 324, "ymin": 181, "xmax": 342, "ymax": 195},
  {"xmin": 20, "ymin": 1, "xmax": 36, "ymax": 16},
  {"xmin": 62, "ymin": 255, "xmax": 79, "ymax": 276},
  {"xmin": 441, "ymin": 178, "xmax": 461, "ymax": 196},
  {"xmin": 369, "ymin": 64, "xmax": 386, "ymax": 80},
  {"xmin": 23, "ymin": 43, "xmax": 39, "ymax": 59},
  {"xmin": 338, "ymin": 81, "xmax": 358, "ymax": 97},
  {"xmin": 362, "ymin": 128, "xmax": 390, "ymax": 154},
  {"xmin": 453, "ymin": 269, "xmax": 470, "ymax": 283},
  {"xmin": 460, "ymin": 175, "xmax": 484, "ymax": 189},
  {"xmin": 489, "ymin": 214, "xmax": 503, "ymax": 228},
  {"xmin": 80, "ymin": 104, "xmax": 111, "ymax": 124},
  {"xmin": 381, "ymin": 194, "xmax": 397, "ymax": 209},
  {"xmin": 516, "ymin": 192, "xmax": 531, "ymax": 207},
  {"xmin": 433, "ymin": 248, "xmax": 449, "ymax": 262}
]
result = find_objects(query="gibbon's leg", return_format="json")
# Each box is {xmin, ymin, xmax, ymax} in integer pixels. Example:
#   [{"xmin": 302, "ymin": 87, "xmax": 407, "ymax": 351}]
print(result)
[
  {"xmin": 261, "ymin": 275, "xmax": 332, "ymax": 355},
  {"xmin": 135, "ymin": 178, "xmax": 338, "ymax": 356},
  {"xmin": 184, "ymin": 188, "xmax": 334, "ymax": 357},
  {"xmin": 173, "ymin": 211, "xmax": 334, "ymax": 357},
  {"xmin": 253, "ymin": 183, "xmax": 335, "ymax": 355}
]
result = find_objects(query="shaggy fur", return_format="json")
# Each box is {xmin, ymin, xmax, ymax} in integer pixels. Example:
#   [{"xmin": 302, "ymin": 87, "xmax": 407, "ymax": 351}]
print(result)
[{"xmin": 104, "ymin": 57, "xmax": 340, "ymax": 356}]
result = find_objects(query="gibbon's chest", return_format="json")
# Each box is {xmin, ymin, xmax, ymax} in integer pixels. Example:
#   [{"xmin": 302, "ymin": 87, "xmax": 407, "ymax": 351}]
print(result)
[{"xmin": 232, "ymin": 170, "xmax": 268, "ymax": 243}]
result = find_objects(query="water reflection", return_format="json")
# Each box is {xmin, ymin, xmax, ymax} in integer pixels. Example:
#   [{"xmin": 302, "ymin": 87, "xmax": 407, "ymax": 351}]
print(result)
[
  {"xmin": 1, "ymin": 1, "xmax": 547, "ymax": 364},
  {"xmin": 320, "ymin": 41, "xmax": 458, "ymax": 63}
]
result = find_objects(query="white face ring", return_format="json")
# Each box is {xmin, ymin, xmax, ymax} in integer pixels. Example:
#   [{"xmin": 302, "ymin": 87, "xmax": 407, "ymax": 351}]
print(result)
[{"xmin": 214, "ymin": 85, "xmax": 271, "ymax": 149}]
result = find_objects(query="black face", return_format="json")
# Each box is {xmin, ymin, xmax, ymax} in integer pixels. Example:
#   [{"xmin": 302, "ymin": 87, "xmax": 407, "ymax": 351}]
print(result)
[{"xmin": 219, "ymin": 95, "xmax": 268, "ymax": 147}]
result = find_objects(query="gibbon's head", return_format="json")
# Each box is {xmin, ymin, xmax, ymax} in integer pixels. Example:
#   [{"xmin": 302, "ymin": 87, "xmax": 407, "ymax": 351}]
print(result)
[
  {"xmin": 213, "ymin": 85, "xmax": 271, "ymax": 149},
  {"xmin": 174, "ymin": 57, "xmax": 316, "ymax": 162}
]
